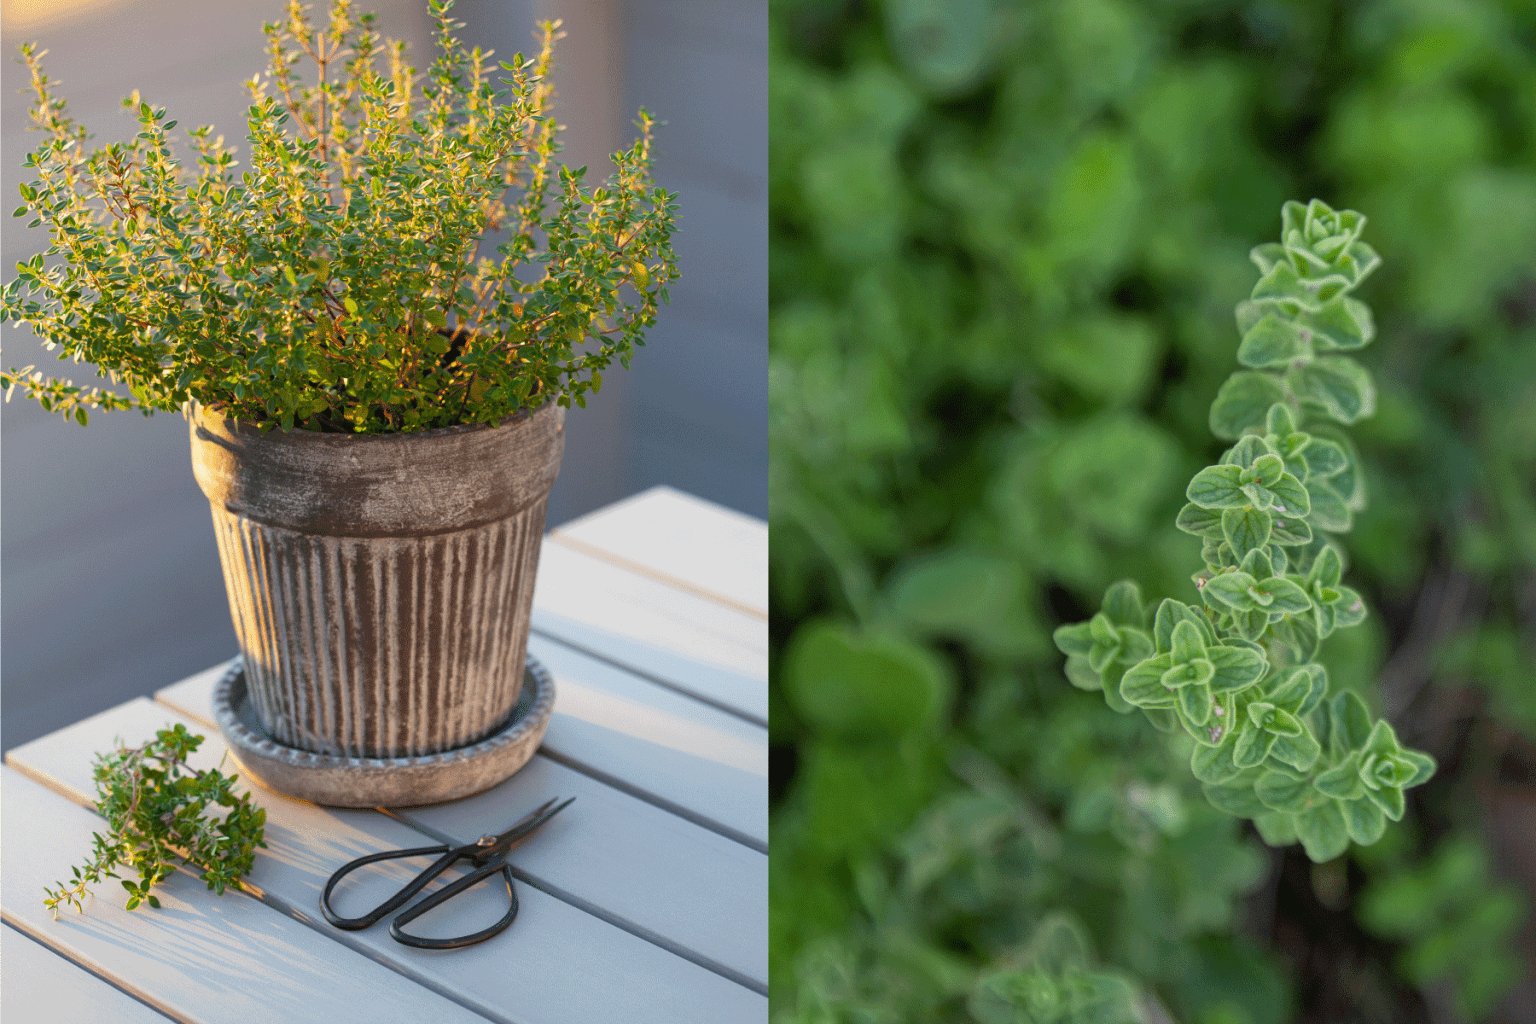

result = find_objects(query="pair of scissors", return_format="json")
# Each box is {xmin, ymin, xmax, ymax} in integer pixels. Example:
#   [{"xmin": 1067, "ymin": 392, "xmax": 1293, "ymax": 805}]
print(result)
[{"xmin": 321, "ymin": 797, "xmax": 574, "ymax": 949}]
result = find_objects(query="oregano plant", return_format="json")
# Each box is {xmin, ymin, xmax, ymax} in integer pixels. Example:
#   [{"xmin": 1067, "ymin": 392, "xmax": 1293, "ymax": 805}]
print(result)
[
  {"xmin": 1053, "ymin": 200, "xmax": 1435, "ymax": 863},
  {"xmin": 1, "ymin": 0, "xmax": 678, "ymax": 433},
  {"xmin": 43, "ymin": 724, "xmax": 268, "ymax": 917}
]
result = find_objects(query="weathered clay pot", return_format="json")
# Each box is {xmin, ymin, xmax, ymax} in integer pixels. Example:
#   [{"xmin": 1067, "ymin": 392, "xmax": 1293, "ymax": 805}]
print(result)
[{"xmin": 190, "ymin": 402, "xmax": 564, "ymax": 761}]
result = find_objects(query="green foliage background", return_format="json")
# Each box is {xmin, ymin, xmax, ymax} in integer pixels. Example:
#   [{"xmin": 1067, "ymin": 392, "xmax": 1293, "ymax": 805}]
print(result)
[{"xmin": 768, "ymin": 0, "xmax": 1536, "ymax": 1021}]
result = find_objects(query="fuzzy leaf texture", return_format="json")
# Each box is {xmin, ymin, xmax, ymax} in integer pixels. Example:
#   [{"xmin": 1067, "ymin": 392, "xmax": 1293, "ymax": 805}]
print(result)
[{"xmin": 1053, "ymin": 201, "xmax": 1435, "ymax": 862}]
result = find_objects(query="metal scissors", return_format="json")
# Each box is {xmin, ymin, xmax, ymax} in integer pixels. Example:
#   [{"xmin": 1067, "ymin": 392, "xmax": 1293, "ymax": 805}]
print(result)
[{"xmin": 321, "ymin": 796, "xmax": 574, "ymax": 949}]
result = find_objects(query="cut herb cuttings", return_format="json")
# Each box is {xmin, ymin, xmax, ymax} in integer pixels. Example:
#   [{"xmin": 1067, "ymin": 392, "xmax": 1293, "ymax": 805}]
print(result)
[{"xmin": 43, "ymin": 723, "xmax": 267, "ymax": 917}]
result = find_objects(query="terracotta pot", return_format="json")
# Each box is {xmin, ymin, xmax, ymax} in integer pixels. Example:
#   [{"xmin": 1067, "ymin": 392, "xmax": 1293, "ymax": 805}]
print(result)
[{"xmin": 190, "ymin": 402, "xmax": 564, "ymax": 760}]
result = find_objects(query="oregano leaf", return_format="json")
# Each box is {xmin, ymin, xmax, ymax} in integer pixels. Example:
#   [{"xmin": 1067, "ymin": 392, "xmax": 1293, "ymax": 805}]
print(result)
[
  {"xmin": 1308, "ymin": 545, "xmax": 1343, "ymax": 589},
  {"xmin": 1209, "ymin": 371, "xmax": 1287, "ymax": 440},
  {"xmin": 1176, "ymin": 502, "xmax": 1225, "ymax": 539},
  {"xmin": 1186, "ymin": 464, "xmax": 1246, "ymax": 508},
  {"xmin": 1237, "ymin": 313, "xmax": 1310, "ymax": 367},
  {"xmin": 1265, "ymin": 473, "xmax": 1311, "ymax": 518},
  {"xmin": 1100, "ymin": 580, "xmax": 1146, "ymax": 628},
  {"xmin": 1153, "ymin": 599, "xmax": 1215, "ymax": 652},
  {"xmin": 1363, "ymin": 782, "xmax": 1407, "ymax": 822},
  {"xmin": 1295, "ymin": 296, "xmax": 1374, "ymax": 351},
  {"xmin": 1294, "ymin": 800, "xmax": 1350, "ymax": 862},
  {"xmin": 1205, "ymin": 645, "xmax": 1268, "ymax": 693},
  {"xmin": 1203, "ymin": 781, "xmax": 1268, "ymax": 818},
  {"xmin": 1266, "ymin": 729, "xmax": 1321, "ymax": 773},
  {"xmin": 1333, "ymin": 586, "xmax": 1368, "ymax": 627},
  {"xmin": 1238, "ymin": 547, "xmax": 1275, "ymax": 581},
  {"xmin": 1314, "ymin": 755, "xmax": 1366, "ymax": 800},
  {"xmin": 1119, "ymin": 654, "xmax": 1177, "ymax": 709},
  {"xmin": 1328, "ymin": 691, "xmax": 1375, "ymax": 759},
  {"xmin": 1233, "ymin": 722, "xmax": 1274, "ymax": 768},
  {"xmin": 1300, "ymin": 437, "xmax": 1348, "ymax": 479},
  {"xmin": 1169, "ymin": 620, "xmax": 1207, "ymax": 664},
  {"xmin": 1264, "ymin": 402, "xmax": 1297, "ymax": 436},
  {"xmin": 1203, "ymin": 571, "xmax": 1257, "ymax": 612},
  {"xmin": 1247, "ymin": 454, "xmax": 1285, "ymax": 487},
  {"xmin": 1221, "ymin": 507, "xmax": 1272, "ymax": 563},
  {"xmin": 1253, "ymin": 811, "xmax": 1298, "ymax": 847},
  {"xmin": 1290, "ymin": 356, "xmax": 1376, "ymax": 424},
  {"xmin": 1192, "ymin": 740, "xmax": 1243, "ymax": 784},
  {"xmin": 1065, "ymin": 655, "xmax": 1104, "ymax": 692},
  {"xmin": 1269, "ymin": 514, "xmax": 1313, "ymax": 546},
  {"xmin": 1341, "ymin": 797, "xmax": 1386, "ymax": 846},
  {"xmin": 1223, "ymin": 435, "xmax": 1275, "ymax": 470},
  {"xmin": 1305, "ymin": 480, "xmax": 1352, "ymax": 532},
  {"xmin": 1257, "ymin": 576, "xmax": 1311, "ymax": 615},
  {"xmin": 1254, "ymin": 771, "xmax": 1314, "ymax": 814},
  {"xmin": 1052, "ymin": 622, "xmax": 1094, "ymax": 658}
]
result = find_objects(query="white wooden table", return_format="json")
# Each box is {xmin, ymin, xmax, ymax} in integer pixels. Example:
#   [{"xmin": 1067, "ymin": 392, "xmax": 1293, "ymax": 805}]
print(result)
[{"xmin": 2, "ymin": 487, "xmax": 768, "ymax": 1024}]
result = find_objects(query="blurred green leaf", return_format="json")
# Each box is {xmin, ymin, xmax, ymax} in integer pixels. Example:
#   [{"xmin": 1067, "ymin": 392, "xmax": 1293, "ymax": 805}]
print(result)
[
  {"xmin": 783, "ymin": 622, "xmax": 950, "ymax": 737},
  {"xmin": 1048, "ymin": 415, "xmax": 1179, "ymax": 543},
  {"xmin": 1037, "ymin": 313, "xmax": 1161, "ymax": 405}
]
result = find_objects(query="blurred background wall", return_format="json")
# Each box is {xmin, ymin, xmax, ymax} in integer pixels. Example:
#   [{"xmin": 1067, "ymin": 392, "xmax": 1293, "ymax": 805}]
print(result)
[{"xmin": 0, "ymin": 0, "xmax": 765, "ymax": 753}]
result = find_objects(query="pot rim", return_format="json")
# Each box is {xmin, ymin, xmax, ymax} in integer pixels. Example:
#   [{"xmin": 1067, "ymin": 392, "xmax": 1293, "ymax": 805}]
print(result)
[{"xmin": 191, "ymin": 397, "xmax": 556, "ymax": 443}]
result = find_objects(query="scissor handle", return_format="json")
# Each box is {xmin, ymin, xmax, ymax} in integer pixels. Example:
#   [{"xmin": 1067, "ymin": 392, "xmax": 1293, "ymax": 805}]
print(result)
[
  {"xmin": 388, "ymin": 859, "xmax": 520, "ymax": 950},
  {"xmin": 321, "ymin": 844, "xmax": 456, "ymax": 931}
]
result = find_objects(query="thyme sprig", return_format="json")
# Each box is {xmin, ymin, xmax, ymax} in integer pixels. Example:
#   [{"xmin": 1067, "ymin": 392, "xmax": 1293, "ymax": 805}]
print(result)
[{"xmin": 43, "ymin": 724, "xmax": 268, "ymax": 918}]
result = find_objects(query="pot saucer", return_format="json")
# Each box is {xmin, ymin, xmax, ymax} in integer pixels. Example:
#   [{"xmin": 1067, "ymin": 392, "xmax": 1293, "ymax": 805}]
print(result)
[{"xmin": 212, "ymin": 656, "xmax": 555, "ymax": 807}]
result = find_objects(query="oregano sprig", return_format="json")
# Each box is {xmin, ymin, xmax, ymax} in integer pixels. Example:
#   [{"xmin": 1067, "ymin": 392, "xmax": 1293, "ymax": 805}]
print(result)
[
  {"xmin": 43, "ymin": 724, "xmax": 268, "ymax": 918},
  {"xmin": 1053, "ymin": 200, "xmax": 1435, "ymax": 862},
  {"xmin": 1, "ymin": 0, "xmax": 679, "ymax": 433}
]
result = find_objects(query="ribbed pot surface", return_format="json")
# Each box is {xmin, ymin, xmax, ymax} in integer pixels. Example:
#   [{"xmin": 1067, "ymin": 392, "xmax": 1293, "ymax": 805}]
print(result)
[{"xmin": 190, "ymin": 403, "xmax": 564, "ymax": 758}]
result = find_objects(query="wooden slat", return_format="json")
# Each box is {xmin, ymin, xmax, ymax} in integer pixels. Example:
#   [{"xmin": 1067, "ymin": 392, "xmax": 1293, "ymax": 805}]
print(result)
[
  {"xmin": 532, "ymin": 542, "xmax": 767, "ymax": 724},
  {"xmin": 155, "ymin": 646, "xmax": 769, "ymax": 850},
  {"xmin": 152, "ymin": 658, "xmax": 237, "ymax": 723},
  {"xmin": 1, "ymin": 767, "xmax": 492, "ymax": 1024},
  {"xmin": 549, "ymin": 485, "xmax": 767, "ymax": 617},
  {"xmin": 394, "ymin": 751, "xmax": 768, "ymax": 990},
  {"xmin": 3, "ymin": 924, "xmax": 177, "ymax": 1024},
  {"xmin": 6, "ymin": 700, "xmax": 768, "ymax": 1024},
  {"xmin": 530, "ymin": 635, "xmax": 767, "ymax": 850}
]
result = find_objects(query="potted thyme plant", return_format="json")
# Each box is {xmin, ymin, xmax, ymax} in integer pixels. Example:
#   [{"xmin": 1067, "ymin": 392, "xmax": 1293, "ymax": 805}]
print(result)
[{"xmin": 2, "ymin": 0, "xmax": 679, "ymax": 805}]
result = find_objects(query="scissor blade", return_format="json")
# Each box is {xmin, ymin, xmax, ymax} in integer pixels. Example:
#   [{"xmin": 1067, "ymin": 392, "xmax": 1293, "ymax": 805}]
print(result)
[{"xmin": 494, "ymin": 796, "xmax": 574, "ymax": 850}]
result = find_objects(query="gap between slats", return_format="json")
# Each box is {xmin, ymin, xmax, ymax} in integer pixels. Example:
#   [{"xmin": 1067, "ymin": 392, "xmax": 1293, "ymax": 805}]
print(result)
[
  {"xmin": 528, "ymin": 627, "xmax": 769, "ymax": 729},
  {"xmin": 1, "ymin": 918, "xmax": 185, "ymax": 1024},
  {"xmin": 377, "ymin": 809, "xmax": 769, "ymax": 997},
  {"xmin": 533, "ymin": 746, "xmax": 765, "ymax": 854},
  {"xmin": 113, "ymin": 688, "xmax": 764, "ymax": 996},
  {"xmin": 544, "ymin": 532, "xmax": 767, "ymax": 621},
  {"xmin": 146, "ymin": 688, "xmax": 768, "ymax": 989},
  {"xmin": 3, "ymin": 754, "xmax": 514, "ymax": 1024}
]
